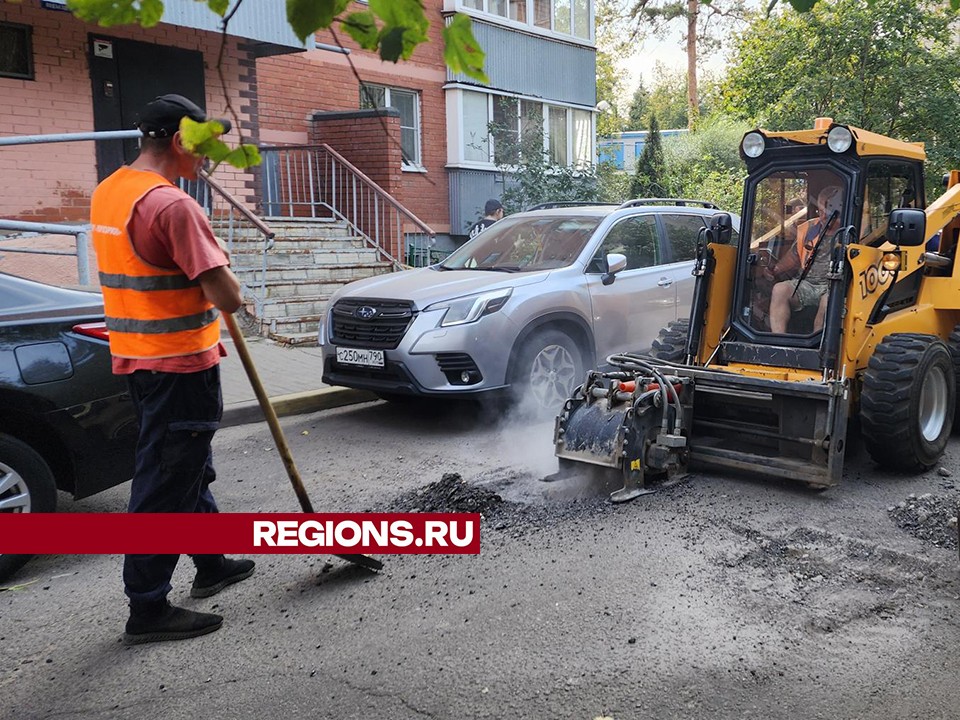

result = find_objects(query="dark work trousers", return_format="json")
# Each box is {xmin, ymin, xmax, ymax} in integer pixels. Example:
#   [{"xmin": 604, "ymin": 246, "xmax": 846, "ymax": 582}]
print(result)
[{"xmin": 123, "ymin": 365, "xmax": 224, "ymax": 606}]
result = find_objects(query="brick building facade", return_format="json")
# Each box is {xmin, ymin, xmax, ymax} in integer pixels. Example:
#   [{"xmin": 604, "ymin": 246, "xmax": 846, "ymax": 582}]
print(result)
[
  {"xmin": 257, "ymin": 11, "xmax": 450, "ymax": 235},
  {"xmin": 0, "ymin": 0, "xmax": 304, "ymax": 223}
]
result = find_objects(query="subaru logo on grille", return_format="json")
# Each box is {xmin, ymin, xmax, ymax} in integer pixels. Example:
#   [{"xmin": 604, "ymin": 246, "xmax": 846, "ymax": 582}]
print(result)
[{"xmin": 355, "ymin": 305, "xmax": 378, "ymax": 320}]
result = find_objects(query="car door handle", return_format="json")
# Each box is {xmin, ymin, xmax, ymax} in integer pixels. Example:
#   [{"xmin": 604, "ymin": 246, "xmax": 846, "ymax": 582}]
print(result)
[{"xmin": 657, "ymin": 277, "xmax": 673, "ymax": 287}]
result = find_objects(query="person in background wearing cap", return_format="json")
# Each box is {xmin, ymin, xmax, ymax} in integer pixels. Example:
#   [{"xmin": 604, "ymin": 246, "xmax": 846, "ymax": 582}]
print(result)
[
  {"xmin": 468, "ymin": 198, "xmax": 505, "ymax": 239},
  {"xmin": 90, "ymin": 94, "xmax": 255, "ymax": 645}
]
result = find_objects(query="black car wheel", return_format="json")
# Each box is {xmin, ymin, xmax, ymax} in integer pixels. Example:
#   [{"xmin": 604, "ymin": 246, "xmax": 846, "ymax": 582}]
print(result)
[
  {"xmin": 511, "ymin": 329, "xmax": 584, "ymax": 417},
  {"xmin": 0, "ymin": 434, "xmax": 58, "ymax": 582}
]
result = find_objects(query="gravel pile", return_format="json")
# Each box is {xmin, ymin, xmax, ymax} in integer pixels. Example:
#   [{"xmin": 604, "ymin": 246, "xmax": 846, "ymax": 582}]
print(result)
[
  {"xmin": 388, "ymin": 472, "xmax": 509, "ymax": 515},
  {"xmin": 887, "ymin": 492, "xmax": 959, "ymax": 550}
]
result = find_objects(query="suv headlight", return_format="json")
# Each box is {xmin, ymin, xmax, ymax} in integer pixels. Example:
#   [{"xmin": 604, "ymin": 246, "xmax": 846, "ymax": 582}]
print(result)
[{"xmin": 425, "ymin": 288, "xmax": 512, "ymax": 327}]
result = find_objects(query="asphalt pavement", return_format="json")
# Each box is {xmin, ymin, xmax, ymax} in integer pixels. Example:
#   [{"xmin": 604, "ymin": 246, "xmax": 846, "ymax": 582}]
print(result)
[{"xmin": 219, "ymin": 331, "xmax": 376, "ymax": 427}]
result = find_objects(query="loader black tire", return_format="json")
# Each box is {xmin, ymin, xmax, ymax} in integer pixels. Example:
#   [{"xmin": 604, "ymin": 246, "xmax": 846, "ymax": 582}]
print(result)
[
  {"xmin": 650, "ymin": 319, "xmax": 690, "ymax": 362},
  {"xmin": 860, "ymin": 334, "xmax": 955, "ymax": 472},
  {"xmin": 946, "ymin": 324, "xmax": 960, "ymax": 430}
]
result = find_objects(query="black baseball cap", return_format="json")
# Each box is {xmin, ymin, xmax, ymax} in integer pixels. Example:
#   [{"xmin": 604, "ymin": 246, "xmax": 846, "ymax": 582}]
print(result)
[
  {"xmin": 137, "ymin": 94, "xmax": 232, "ymax": 138},
  {"xmin": 484, "ymin": 199, "xmax": 503, "ymax": 214}
]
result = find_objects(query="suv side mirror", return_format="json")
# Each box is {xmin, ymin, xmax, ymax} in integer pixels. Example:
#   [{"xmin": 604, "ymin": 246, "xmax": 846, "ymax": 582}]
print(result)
[
  {"xmin": 602, "ymin": 253, "xmax": 627, "ymax": 285},
  {"xmin": 709, "ymin": 212, "xmax": 733, "ymax": 245},
  {"xmin": 886, "ymin": 208, "xmax": 926, "ymax": 247}
]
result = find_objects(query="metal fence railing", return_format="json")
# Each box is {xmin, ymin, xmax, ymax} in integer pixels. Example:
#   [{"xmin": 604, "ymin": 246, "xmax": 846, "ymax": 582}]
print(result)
[
  {"xmin": 179, "ymin": 171, "xmax": 275, "ymax": 317},
  {"xmin": 0, "ymin": 129, "xmax": 277, "ymax": 308},
  {"xmin": 0, "ymin": 220, "xmax": 93, "ymax": 285},
  {"xmin": 260, "ymin": 144, "xmax": 437, "ymax": 268}
]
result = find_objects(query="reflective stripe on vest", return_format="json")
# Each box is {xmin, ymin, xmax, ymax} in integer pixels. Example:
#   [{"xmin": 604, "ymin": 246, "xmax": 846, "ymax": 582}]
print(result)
[
  {"xmin": 98, "ymin": 272, "xmax": 200, "ymax": 291},
  {"xmin": 106, "ymin": 307, "xmax": 220, "ymax": 334},
  {"xmin": 90, "ymin": 167, "xmax": 221, "ymax": 360}
]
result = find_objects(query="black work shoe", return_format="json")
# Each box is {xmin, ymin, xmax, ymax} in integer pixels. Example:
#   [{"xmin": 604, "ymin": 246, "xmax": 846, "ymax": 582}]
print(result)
[
  {"xmin": 124, "ymin": 601, "xmax": 223, "ymax": 646},
  {"xmin": 190, "ymin": 557, "xmax": 255, "ymax": 598}
]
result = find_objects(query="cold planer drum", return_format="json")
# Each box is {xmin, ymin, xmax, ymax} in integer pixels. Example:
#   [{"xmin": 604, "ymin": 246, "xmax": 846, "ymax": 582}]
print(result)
[
  {"xmin": 554, "ymin": 353, "xmax": 850, "ymax": 502},
  {"xmin": 553, "ymin": 355, "xmax": 693, "ymax": 503}
]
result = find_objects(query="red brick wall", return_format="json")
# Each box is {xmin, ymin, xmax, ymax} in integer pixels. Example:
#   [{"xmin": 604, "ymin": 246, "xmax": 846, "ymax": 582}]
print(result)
[
  {"xmin": 310, "ymin": 111, "xmax": 402, "ymax": 196},
  {"xmin": 0, "ymin": 3, "xmax": 260, "ymax": 222},
  {"xmin": 257, "ymin": 0, "xmax": 450, "ymax": 233}
]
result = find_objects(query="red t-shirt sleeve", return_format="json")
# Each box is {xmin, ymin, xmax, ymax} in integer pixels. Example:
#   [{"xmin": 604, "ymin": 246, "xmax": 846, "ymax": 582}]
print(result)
[{"xmin": 129, "ymin": 186, "xmax": 229, "ymax": 280}]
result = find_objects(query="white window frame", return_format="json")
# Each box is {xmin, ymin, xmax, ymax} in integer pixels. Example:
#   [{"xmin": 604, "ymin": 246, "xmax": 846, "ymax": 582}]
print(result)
[
  {"xmin": 446, "ymin": 86, "xmax": 594, "ymax": 171},
  {"xmin": 446, "ymin": 0, "xmax": 594, "ymax": 45},
  {"xmin": 360, "ymin": 83, "xmax": 424, "ymax": 171}
]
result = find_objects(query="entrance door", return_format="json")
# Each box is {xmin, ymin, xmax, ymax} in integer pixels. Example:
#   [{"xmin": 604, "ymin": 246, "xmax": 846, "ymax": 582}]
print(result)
[{"xmin": 89, "ymin": 35, "xmax": 206, "ymax": 180}]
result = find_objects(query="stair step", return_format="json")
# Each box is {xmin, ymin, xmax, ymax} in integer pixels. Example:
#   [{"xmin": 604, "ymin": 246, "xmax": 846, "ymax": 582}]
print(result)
[
  {"xmin": 218, "ymin": 225, "xmax": 358, "ymax": 240},
  {"xmin": 252, "ymin": 295, "xmax": 334, "ymax": 318},
  {"xmin": 231, "ymin": 239, "xmax": 371, "ymax": 253},
  {"xmin": 234, "ymin": 251, "xmax": 386, "ymax": 267},
  {"xmin": 259, "ymin": 281, "xmax": 353, "ymax": 300},
  {"xmin": 267, "ymin": 330, "xmax": 320, "ymax": 346},
  {"xmin": 234, "ymin": 264, "xmax": 392, "ymax": 283},
  {"xmin": 254, "ymin": 313, "xmax": 324, "ymax": 340}
]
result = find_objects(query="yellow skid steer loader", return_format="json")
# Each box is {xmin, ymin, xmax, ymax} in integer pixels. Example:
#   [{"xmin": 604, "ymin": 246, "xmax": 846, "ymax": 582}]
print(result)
[{"xmin": 554, "ymin": 118, "xmax": 960, "ymax": 501}]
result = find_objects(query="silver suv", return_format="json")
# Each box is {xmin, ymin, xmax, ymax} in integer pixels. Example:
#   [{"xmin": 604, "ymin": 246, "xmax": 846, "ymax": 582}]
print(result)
[{"xmin": 319, "ymin": 200, "xmax": 740, "ymax": 412}]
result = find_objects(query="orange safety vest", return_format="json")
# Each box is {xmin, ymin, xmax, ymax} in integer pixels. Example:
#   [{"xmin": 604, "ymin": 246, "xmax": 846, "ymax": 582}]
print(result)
[
  {"xmin": 90, "ymin": 167, "xmax": 220, "ymax": 360},
  {"xmin": 795, "ymin": 219, "xmax": 821, "ymax": 267}
]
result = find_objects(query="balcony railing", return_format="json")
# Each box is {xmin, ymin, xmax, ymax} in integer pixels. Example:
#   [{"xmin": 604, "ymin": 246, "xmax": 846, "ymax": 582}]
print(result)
[{"xmin": 259, "ymin": 144, "xmax": 437, "ymax": 268}]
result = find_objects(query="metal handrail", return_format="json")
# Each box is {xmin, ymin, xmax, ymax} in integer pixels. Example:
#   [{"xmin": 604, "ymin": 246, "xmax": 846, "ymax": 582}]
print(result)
[
  {"xmin": 259, "ymin": 143, "xmax": 436, "ymax": 268},
  {"xmin": 319, "ymin": 143, "xmax": 435, "ymax": 236},
  {"xmin": 178, "ymin": 171, "xmax": 275, "ymax": 317},
  {"xmin": 0, "ymin": 220, "xmax": 92, "ymax": 285},
  {"xmin": 199, "ymin": 170, "xmax": 275, "ymax": 248}
]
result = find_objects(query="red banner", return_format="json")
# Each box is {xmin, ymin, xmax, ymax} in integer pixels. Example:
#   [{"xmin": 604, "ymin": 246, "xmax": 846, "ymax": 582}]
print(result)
[{"xmin": 0, "ymin": 513, "xmax": 480, "ymax": 554}]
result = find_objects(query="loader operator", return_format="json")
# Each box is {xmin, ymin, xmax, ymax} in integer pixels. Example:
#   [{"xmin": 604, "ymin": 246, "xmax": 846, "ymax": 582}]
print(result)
[
  {"xmin": 90, "ymin": 94, "xmax": 255, "ymax": 645},
  {"xmin": 768, "ymin": 185, "xmax": 844, "ymax": 334}
]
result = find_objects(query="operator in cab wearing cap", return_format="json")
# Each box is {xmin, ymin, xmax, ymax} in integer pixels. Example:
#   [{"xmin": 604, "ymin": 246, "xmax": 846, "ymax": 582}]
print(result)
[{"xmin": 90, "ymin": 94, "xmax": 255, "ymax": 645}]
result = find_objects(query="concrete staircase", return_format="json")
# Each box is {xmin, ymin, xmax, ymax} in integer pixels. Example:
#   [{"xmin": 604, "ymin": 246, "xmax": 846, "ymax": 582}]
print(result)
[{"xmin": 222, "ymin": 219, "xmax": 396, "ymax": 345}]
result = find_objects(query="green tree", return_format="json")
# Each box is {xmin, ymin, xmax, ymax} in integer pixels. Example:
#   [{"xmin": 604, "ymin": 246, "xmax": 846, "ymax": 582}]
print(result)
[
  {"xmin": 629, "ymin": 113, "xmax": 666, "ymax": 198},
  {"xmin": 720, "ymin": 0, "xmax": 960, "ymax": 198},
  {"xmin": 648, "ymin": 64, "xmax": 690, "ymax": 129},
  {"xmin": 626, "ymin": 82, "xmax": 651, "ymax": 130},
  {"xmin": 596, "ymin": 48, "xmax": 626, "ymax": 137},
  {"xmin": 659, "ymin": 115, "xmax": 749, "ymax": 212},
  {"xmin": 598, "ymin": 0, "xmax": 747, "ymax": 128}
]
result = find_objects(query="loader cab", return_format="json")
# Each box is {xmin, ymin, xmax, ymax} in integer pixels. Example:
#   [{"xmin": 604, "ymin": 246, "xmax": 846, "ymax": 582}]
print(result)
[
  {"xmin": 737, "ymin": 165, "xmax": 853, "ymax": 341},
  {"xmin": 720, "ymin": 123, "xmax": 926, "ymax": 372}
]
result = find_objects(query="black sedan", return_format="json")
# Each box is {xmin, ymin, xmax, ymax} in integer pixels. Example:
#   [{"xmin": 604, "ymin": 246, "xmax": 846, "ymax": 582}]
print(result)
[{"xmin": 0, "ymin": 272, "xmax": 138, "ymax": 581}]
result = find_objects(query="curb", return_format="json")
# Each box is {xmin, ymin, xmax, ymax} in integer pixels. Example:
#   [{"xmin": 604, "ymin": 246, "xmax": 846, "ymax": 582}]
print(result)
[{"xmin": 221, "ymin": 386, "xmax": 377, "ymax": 428}]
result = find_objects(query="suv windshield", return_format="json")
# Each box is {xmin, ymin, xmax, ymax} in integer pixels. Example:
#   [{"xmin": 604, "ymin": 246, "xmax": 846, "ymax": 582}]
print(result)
[{"xmin": 441, "ymin": 215, "xmax": 603, "ymax": 272}]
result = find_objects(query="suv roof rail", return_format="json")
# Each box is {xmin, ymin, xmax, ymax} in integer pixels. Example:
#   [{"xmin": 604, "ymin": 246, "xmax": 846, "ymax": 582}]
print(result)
[
  {"xmin": 617, "ymin": 198, "xmax": 719, "ymax": 210},
  {"xmin": 526, "ymin": 201, "xmax": 621, "ymax": 211}
]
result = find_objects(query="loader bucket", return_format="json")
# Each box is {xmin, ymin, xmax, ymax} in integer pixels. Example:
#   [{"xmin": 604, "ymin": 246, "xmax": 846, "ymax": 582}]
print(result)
[{"xmin": 681, "ymin": 366, "xmax": 849, "ymax": 488}]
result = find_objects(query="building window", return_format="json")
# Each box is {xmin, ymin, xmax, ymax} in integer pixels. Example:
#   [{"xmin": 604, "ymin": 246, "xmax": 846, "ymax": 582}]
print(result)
[
  {"xmin": 459, "ymin": 0, "xmax": 591, "ymax": 41},
  {"xmin": 459, "ymin": 90, "xmax": 592, "ymax": 169},
  {"xmin": 360, "ymin": 83, "xmax": 422, "ymax": 169},
  {"xmin": 0, "ymin": 22, "xmax": 34, "ymax": 80}
]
